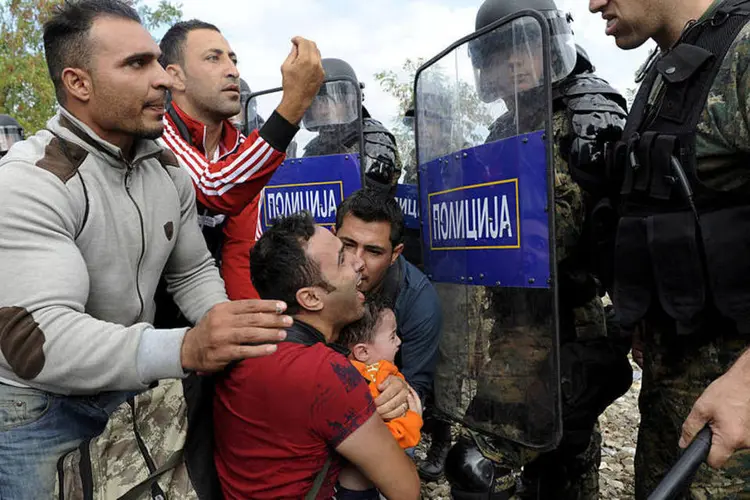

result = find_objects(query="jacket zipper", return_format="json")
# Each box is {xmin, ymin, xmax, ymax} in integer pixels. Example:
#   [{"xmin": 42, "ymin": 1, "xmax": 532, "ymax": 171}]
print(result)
[
  {"xmin": 124, "ymin": 165, "xmax": 146, "ymax": 321},
  {"xmin": 129, "ymin": 399, "xmax": 167, "ymax": 500}
]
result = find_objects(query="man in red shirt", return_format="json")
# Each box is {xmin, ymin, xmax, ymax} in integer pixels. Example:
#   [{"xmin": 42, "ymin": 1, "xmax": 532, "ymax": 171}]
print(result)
[
  {"xmin": 156, "ymin": 20, "xmax": 323, "ymax": 302},
  {"xmin": 214, "ymin": 212, "xmax": 421, "ymax": 500}
]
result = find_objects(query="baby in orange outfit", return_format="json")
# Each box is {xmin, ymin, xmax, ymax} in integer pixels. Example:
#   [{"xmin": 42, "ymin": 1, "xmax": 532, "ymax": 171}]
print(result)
[{"xmin": 336, "ymin": 301, "xmax": 423, "ymax": 497}]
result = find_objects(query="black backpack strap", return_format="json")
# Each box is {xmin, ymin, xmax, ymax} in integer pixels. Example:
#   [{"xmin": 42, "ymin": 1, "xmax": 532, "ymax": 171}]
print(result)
[
  {"xmin": 285, "ymin": 321, "xmax": 351, "ymax": 356},
  {"xmin": 285, "ymin": 328, "xmax": 325, "ymax": 346},
  {"xmin": 117, "ymin": 449, "xmax": 185, "ymax": 500},
  {"xmin": 209, "ymin": 323, "xmax": 341, "ymax": 500},
  {"xmin": 167, "ymin": 104, "xmax": 194, "ymax": 147},
  {"xmin": 286, "ymin": 326, "xmax": 340, "ymax": 499}
]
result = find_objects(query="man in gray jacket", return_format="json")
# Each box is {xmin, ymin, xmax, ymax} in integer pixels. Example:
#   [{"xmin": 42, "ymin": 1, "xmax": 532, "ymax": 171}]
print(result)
[{"xmin": 0, "ymin": 1, "xmax": 290, "ymax": 498}]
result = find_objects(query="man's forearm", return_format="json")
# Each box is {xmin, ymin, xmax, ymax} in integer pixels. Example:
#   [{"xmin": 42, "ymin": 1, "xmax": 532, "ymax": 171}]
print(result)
[
  {"xmin": 679, "ymin": 342, "xmax": 750, "ymax": 467},
  {"xmin": 0, "ymin": 306, "xmax": 188, "ymax": 394},
  {"xmin": 728, "ymin": 348, "xmax": 750, "ymax": 379}
]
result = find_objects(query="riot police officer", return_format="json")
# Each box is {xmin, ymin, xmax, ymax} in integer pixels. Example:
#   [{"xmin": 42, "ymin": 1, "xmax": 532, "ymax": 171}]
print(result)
[
  {"xmin": 229, "ymin": 78, "xmax": 253, "ymax": 133},
  {"xmin": 302, "ymin": 58, "xmax": 402, "ymax": 195},
  {"xmin": 0, "ymin": 115, "xmax": 24, "ymax": 159},
  {"xmin": 437, "ymin": 0, "xmax": 633, "ymax": 498},
  {"xmin": 588, "ymin": 0, "xmax": 750, "ymax": 496}
]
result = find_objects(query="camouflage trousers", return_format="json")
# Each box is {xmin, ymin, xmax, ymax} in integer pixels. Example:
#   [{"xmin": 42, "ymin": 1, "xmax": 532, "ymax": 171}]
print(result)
[
  {"xmin": 474, "ymin": 421, "xmax": 601, "ymax": 500},
  {"xmin": 635, "ymin": 313, "xmax": 750, "ymax": 499}
]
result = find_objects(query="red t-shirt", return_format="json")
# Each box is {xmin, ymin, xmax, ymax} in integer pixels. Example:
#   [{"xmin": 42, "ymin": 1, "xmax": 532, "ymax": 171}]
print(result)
[{"xmin": 213, "ymin": 342, "xmax": 375, "ymax": 500}]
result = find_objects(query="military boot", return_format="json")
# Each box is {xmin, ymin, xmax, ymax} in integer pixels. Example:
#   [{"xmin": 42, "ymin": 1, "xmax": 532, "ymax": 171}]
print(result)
[
  {"xmin": 418, "ymin": 417, "xmax": 452, "ymax": 481},
  {"xmin": 444, "ymin": 434, "xmax": 517, "ymax": 500}
]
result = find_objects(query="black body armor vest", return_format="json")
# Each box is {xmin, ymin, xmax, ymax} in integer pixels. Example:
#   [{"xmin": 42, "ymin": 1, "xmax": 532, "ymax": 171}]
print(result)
[{"xmin": 610, "ymin": 0, "xmax": 750, "ymax": 335}]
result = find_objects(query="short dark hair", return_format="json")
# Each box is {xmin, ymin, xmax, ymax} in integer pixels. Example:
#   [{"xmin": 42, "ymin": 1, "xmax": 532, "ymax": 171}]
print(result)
[
  {"xmin": 338, "ymin": 300, "xmax": 390, "ymax": 348},
  {"xmin": 250, "ymin": 211, "xmax": 334, "ymax": 314},
  {"xmin": 43, "ymin": 0, "xmax": 141, "ymax": 103},
  {"xmin": 335, "ymin": 189, "xmax": 404, "ymax": 249},
  {"xmin": 159, "ymin": 19, "xmax": 221, "ymax": 68}
]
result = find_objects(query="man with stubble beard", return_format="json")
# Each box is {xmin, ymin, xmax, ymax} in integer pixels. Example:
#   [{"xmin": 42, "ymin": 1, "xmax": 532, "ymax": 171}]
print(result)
[
  {"xmin": 589, "ymin": 0, "xmax": 750, "ymax": 496},
  {"xmin": 0, "ymin": 2, "xmax": 291, "ymax": 498},
  {"xmin": 213, "ymin": 211, "xmax": 421, "ymax": 500},
  {"xmin": 156, "ymin": 20, "xmax": 323, "ymax": 309}
]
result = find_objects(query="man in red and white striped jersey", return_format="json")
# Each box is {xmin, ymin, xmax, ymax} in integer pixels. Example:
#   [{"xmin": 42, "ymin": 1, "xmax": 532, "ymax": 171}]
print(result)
[{"xmin": 155, "ymin": 20, "xmax": 323, "ymax": 308}]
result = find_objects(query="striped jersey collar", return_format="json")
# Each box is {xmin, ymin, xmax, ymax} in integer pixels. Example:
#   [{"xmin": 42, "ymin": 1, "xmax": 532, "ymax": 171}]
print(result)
[{"xmin": 167, "ymin": 102, "xmax": 242, "ymax": 161}]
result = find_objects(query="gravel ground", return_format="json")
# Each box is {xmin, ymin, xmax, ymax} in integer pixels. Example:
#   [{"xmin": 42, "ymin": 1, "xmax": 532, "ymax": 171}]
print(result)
[{"xmin": 417, "ymin": 357, "xmax": 643, "ymax": 499}]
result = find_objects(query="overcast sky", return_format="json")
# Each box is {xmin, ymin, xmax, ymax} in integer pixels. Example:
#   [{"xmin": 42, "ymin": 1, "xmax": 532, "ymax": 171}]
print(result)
[{"xmin": 152, "ymin": 0, "xmax": 656, "ymax": 128}]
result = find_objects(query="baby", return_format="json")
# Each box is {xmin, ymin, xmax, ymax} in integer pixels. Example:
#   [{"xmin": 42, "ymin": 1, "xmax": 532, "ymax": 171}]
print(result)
[{"xmin": 334, "ymin": 301, "xmax": 423, "ymax": 499}]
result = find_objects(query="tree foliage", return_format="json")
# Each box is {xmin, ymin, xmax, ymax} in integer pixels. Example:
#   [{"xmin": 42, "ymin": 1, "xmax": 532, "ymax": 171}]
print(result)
[
  {"xmin": 0, "ymin": 0, "xmax": 182, "ymax": 134},
  {"xmin": 374, "ymin": 58, "xmax": 423, "ymax": 183},
  {"xmin": 625, "ymin": 87, "xmax": 637, "ymax": 110},
  {"xmin": 375, "ymin": 57, "xmax": 495, "ymax": 184}
]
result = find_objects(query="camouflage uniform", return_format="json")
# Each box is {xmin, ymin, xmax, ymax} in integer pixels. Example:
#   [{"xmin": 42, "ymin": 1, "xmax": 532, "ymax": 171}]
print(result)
[
  {"xmin": 437, "ymin": 105, "xmax": 614, "ymax": 499},
  {"xmin": 56, "ymin": 379, "xmax": 198, "ymax": 499},
  {"xmin": 629, "ymin": 5, "xmax": 750, "ymax": 496},
  {"xmin": 636, "ymin": 320, "xmax": 750, "ymax": 499}
]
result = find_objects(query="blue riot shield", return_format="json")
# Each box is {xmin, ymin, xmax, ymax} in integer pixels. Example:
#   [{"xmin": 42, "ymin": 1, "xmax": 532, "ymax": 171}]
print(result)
[
  {"xmin": 246, "ymin": 78, "xmax": 364, "ymax": 230},
  {"xmin": 395, "ymin": 108, "xmax": 420, "ymax": 231},
  {"xmin": 391, "ymin": 109, "xmax": 423, "ymax": 267},
  {"xmin": 416, "ymin": 11, "xmax": 561, "ymax": 450},
  {"xmin": 395, "ymin": 183, "xmax": 420, "ymax": 230}
]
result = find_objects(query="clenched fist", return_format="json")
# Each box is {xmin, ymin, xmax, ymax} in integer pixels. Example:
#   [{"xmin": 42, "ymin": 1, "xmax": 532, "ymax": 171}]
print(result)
[
  {"xmin": 276, "ymin": 36, "xmax": 325, "ymax": 125},
  {"xmin": 180, "ymin": 299, "xmax": 292, "ymax": 373}
]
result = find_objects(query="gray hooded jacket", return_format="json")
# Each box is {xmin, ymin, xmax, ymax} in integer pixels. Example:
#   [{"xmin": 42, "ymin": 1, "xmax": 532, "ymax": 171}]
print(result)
[{"xmin": 0, "ymin": 108, "xmax": 228, "ymax": 394}]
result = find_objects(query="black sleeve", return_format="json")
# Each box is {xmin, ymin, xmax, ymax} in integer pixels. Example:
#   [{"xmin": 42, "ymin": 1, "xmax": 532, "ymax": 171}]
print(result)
[{"xmin": 259, "ymin": 111, "xmax": 299, "ymax": 152}]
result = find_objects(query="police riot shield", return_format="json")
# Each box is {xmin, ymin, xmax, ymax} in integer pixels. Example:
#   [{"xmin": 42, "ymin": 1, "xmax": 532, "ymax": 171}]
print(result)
[
  {"xmin": 391, "ymin": 108, "xmax": 422, "ymax": 267},
  {"xmin": 395, "ymin": 109, "xmax": 420, "ymax": 230},
  {"xmin": 246, "ymin": 77, "xmax": 364, "ymax": 231},
  {"xmin": 415, "ymin": 10, "xmax": 561, "ymax": 449}
]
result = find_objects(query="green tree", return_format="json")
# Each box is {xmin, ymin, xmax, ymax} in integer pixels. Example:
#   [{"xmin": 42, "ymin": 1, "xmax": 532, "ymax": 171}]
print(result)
[
  {"xmin": 374, "ymin": 58, "xmax": 423, "ymax": 183},
  {"xmin": 625, "ymin": 86, "xmax": 637, "ymax": 110},
  {"xmin": 0, "ymin": 0, "xmax": 182, "ymax": 134},
  {"xmin": 375, "ymin": 57, "xmax": 494, "ymax": 184}
]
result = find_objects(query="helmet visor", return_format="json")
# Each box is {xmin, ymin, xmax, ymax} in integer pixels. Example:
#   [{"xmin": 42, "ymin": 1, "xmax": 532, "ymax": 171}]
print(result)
[
  {"xmin": 0, "ymin": 126, "xmax": 24, "ymax": 153},
  {"xmin": 468, "ymin": 11, "xmax": 576, "ymax": 102},
  {"xmin": 302, "ymin": 80, "xmax": 359, "ymax": 131}
]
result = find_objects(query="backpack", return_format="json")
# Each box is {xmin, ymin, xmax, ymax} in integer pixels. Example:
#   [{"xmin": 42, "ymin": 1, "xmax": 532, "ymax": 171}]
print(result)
[
  {"xmin": 55, "ymin": 331, "xmax": 333, "ymax": 500},
  {"xmin": 54, "ymin": 374, "xmax": 219, "ymax": 500}
]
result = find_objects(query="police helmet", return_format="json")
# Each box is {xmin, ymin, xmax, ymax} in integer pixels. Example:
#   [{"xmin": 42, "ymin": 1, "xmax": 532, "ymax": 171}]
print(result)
[
  {"xmin": 414, "ymin": 79, "xmax": 456, "ymax": 162},
  {"xmin": 239, "ymin": 78, "xmax": 251, "ymax": 108},
  {"xmin": 0, "ymin": 115, "xmax": 24, "ymax": 158},
  {"xmin": 302, "ymin": 58, "xmax": 361, "ymax": 131},
  {"xmin": 403, "ymin": 106, "xmax": 415, "ymax": 128},
  {"xmin": 573, "ymin": 44, "xmax": 595, "ymax": 74},
  {"xmin": 468, "ymin": 0, "xmax": 577, "ymax": 102}
]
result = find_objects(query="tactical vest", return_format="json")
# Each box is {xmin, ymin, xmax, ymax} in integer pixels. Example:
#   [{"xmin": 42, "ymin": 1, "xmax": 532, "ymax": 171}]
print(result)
[{"xmin": 610, "ymin": 0, "xmax": 750, "ymax": 335}]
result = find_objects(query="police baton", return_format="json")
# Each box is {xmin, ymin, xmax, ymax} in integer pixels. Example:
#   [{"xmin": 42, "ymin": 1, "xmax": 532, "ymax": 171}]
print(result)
[{"xmin": 647, "ymin": 427, "xmax": 712, "ymax": 500}]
